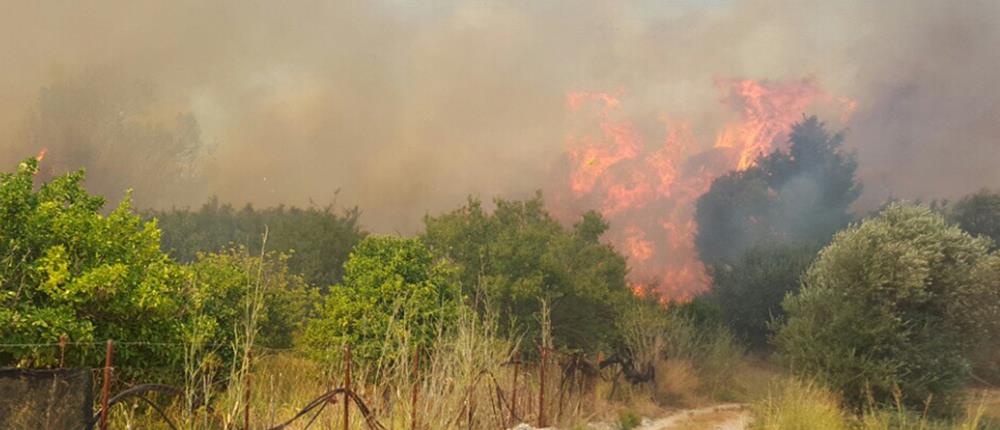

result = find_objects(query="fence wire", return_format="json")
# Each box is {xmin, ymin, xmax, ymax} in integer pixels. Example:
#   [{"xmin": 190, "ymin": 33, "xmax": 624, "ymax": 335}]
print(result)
[{"xmin": 0, "ymin": 340, "xmax": 625, "ymax": 430}]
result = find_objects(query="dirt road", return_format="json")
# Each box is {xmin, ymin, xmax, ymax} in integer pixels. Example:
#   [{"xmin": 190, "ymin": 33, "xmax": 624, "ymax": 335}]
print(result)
[
  {"xmin": 511, "ymin": 404, "xmax": 751, "ymax": 430},
  {"xmin": 636, "ymin": 404, "xmax": 750, "ymax": 430}
]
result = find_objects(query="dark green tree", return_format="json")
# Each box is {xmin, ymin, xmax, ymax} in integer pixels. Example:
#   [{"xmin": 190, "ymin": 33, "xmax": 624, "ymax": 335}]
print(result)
[
  {"xmin": 422, "ymin": 194, "xmax": 633, "ymax": 354},
  {"xmin": 695, "ymin": 116, "xmax": 861, "ymax": 265},
  {"xmin": 696, "ymin": 117, "xmax": 860, "ymax": 349},
  {"xmin": 949, "ymin": 189, "xmax": 1000, "ymax": 251}
]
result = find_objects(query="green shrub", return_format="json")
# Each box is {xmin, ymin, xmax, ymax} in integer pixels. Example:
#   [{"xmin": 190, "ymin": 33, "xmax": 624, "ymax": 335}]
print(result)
[
  {"xmin": 302, "ymin": 236, "xmax": 460, "ymax": 365},
  {"xmin": 708, "ymin": 244, "xmax": 815, "ymax": 349},
  {"xmin": 0, "ymin": 158, "xmax": 187, "ymax": 377},
  {"xmin": 422, "ymin": 195, "xmax": 633, "ymax": 354},
  {"xmin": 946, "ymin": 189, "xmax": 1000, "ymax": 383},
  {"xmin": 184, "ymin": 248, "xmax": 318, "ymax": 352},
  {"xmin": 775, "ymin": 204, "xmax": 1000, "ymax": 414},
  {"xmin": 751, "ymin": 378, "xmax": 850, "ymax": 430},
  {"xmin": 616, "ymin": 410, "xmax": 641, "ymax": 430}
]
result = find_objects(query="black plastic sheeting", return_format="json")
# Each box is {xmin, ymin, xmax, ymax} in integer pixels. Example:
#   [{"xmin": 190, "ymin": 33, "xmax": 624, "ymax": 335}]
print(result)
[{"xmin": 0, "ymin": 368, "xmax": 94, "ymax": 430}]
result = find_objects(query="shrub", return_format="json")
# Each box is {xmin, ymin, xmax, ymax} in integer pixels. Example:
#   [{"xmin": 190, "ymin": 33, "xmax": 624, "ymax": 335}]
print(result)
[
  {"xmin": 751, "ymin": 378, "xmax": 849, "ymax": 430},
  {"xmin": 655, "ymin": 304, "xmax": 744, "ymax": 399},
  {"xmin": 708, "ymin": 244, "xmax": 815, "ymax": 348},
  {"xmin": 947, "ymin": 189, "xmax": 1000, "ymax": 383},
  {"xmin": 0, "ymin": 158, "xmax": 187, "ymax": 376},
  {"xmin": 616, "ymin": 410, "xmax": 642, "ymax": 430},
  {"xmin": 422, "ymin": 195, "xmax": 633, "ymax": 354},
  {"xmin": 152, "ymin": 198, "xmax": 366, "ymax": 289},
  {"xmin": 775, "ymin": 204, "xmax": 1000, "ymax": 414},
  {"xmin": 184, "ymin": 248, "xmax": 318, "ymax": 352},
  {"xmin": 302, "ymin": 236, "xmax": 460, "ymax": 365}
]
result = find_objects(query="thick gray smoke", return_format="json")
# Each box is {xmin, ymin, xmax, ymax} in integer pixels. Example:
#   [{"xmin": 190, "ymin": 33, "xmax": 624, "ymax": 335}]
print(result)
[{"xmin": 1, "ymin": 0, "xmax": 997, "ymax": 232}]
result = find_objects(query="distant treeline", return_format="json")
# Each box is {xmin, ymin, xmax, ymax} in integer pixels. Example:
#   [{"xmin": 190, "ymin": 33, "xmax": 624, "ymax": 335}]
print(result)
[{"xmin": 147, "ymin": 199, "xmax": 367, "ymax": 290}]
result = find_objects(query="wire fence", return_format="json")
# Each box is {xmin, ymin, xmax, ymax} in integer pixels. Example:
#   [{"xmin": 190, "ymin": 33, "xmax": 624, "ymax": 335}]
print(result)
[{"xmin": 0, "ymin": 339, "xmax": 630, "ymax": 430}]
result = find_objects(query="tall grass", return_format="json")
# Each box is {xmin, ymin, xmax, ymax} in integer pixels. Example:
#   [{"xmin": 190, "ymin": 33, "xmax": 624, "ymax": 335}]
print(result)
[
  {"xmin": 751, "ymin": 378, "xmax": 994, "ymax": 430},
  {"xmin": 109, "ymin": 300, "xmax": 631, "ymax": 429},
  {"xmin": 752, "ymin": 378, "xmax": 850, "ymax": 430}
]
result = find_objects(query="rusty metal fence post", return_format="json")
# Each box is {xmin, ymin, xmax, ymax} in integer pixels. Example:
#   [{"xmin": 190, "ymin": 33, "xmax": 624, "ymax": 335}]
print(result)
[
  {"xmin": 99, "ymin": 339, "xmax": 113, "ymax": 430},
  {"xmin": 343, "ymin": 344, "xmax": 351, "ymax": 430},
  {"xmin": 537, "ymin": 346, "xmax": 546, "ymax": 428},
  {"xmin": 58, "ymin": 334, "xmax": 67, "ymax": 368}
]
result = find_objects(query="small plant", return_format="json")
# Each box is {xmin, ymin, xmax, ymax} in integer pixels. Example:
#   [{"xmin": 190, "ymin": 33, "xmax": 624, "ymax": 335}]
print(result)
[{"xmin": 617, "ymin": 410, "xmax": 642, "ymax": 430}]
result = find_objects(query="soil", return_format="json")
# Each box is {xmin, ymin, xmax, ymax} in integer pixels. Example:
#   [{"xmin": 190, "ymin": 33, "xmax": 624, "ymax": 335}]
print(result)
[{"xmin": 636, "ymin": 404, "xmax": 750, "ymax": 430}]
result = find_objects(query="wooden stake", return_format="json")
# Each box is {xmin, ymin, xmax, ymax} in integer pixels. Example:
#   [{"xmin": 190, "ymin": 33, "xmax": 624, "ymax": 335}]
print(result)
[{"xmin": 99, "ymin": 339, "xmax": 113, "ymax": 430}]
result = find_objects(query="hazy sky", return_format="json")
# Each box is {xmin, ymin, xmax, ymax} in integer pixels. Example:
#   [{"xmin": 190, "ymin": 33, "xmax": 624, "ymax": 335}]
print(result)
[{"xmin": 2, "ymin": 0, "xmax": 998, "ymax": 232}]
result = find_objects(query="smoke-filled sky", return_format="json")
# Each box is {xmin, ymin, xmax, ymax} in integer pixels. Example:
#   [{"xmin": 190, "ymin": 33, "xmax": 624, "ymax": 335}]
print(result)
[{"xmin": 2, "ymin": 0, "xmax": 998, "ymax": 232}]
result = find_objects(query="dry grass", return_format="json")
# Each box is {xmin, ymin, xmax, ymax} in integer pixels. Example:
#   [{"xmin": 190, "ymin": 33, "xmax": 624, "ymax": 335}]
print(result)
[
  {"xmin": 105, "ymin": 307, "xmax": 641, "ymax": 429},
  {"xmin": 751, "ymin": 378, "xmax": 850, "ymax": 430},
  {"xmin": 750, "ymin": 377, "xmax": 999, "ymax": 430},
  {"xmin": 653, "ymin": 359, "xmax": 705, "ymax": 408}
]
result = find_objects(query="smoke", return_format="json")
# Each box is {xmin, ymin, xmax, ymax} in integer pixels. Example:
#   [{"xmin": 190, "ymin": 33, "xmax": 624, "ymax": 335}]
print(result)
[{"xmin": 1, "ymin": 0, "xmax": 998, "ymax": 233}]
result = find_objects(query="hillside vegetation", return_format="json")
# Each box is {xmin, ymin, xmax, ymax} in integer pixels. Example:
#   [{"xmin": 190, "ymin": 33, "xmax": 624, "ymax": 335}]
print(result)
[{"xmin": 2, "ymin": 118, "xmax": 999, "ymax": 429}]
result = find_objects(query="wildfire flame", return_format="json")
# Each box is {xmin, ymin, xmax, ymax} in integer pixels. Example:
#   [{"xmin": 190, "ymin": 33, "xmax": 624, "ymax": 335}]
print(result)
[
  {"xmin": 714, "ymin": 78, "xmax": 823, "ymax": 170},
  {"xmin": 36, "ymin": 148, "xmax": 47, "ymax": 162},
  {"xmin": 558, "ymin": 78, "xmax": 853, "ymax": 301}
]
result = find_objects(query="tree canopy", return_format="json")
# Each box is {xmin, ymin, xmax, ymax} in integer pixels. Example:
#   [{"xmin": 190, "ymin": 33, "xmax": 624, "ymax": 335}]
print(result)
[
  {"xmin": 422, "ymin": 194, "xmax": 633, "ymax": 354},
  {"xmin": 695, "ymin": 116, "xmax": 861, "ymax": 265},
  {"xmin": 948, "ymin": 189, "xmax": 1000, "ymax": 251},
  {"xmin": 0, "ymin": 158, "xmax": 187, "ymax": 371},
  {"xmin": 0, "ymin": 159, "xmax": 317, "ymax": 382},
  {"xmin": 303, "ymin": 236, "xmax": 460, "ymax": 364}
]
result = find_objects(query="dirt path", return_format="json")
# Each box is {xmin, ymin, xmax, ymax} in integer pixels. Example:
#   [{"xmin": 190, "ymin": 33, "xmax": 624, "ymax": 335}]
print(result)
[
  {"xmin": 511, "ymin": 404, "xmax": 751, "ymax": 430},
  {"xmin": 637, "ymin": 404, "xmax": 750, "ymax": 430}
]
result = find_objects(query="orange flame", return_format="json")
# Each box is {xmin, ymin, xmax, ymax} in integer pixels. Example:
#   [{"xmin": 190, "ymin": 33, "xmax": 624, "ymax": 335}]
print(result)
[
  {"xmin": 713, "ymin": 78, "xmax": 823, "ymax": 170},
  {"xmin": 36, "ymin": 148, "xmax": 47, "ymax": 162},
  {"xmin": 557, "ymin": 78, "xmax": 854, "ymax": 301},
  {"xmin": 565, "ymin": 92, "xmax": 642, "ymax": 195}
]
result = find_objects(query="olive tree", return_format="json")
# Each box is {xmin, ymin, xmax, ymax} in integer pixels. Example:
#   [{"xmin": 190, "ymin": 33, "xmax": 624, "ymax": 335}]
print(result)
[{"xmin": 774, "ymin": 204, "xmax": 1000, "ymax": 414}]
